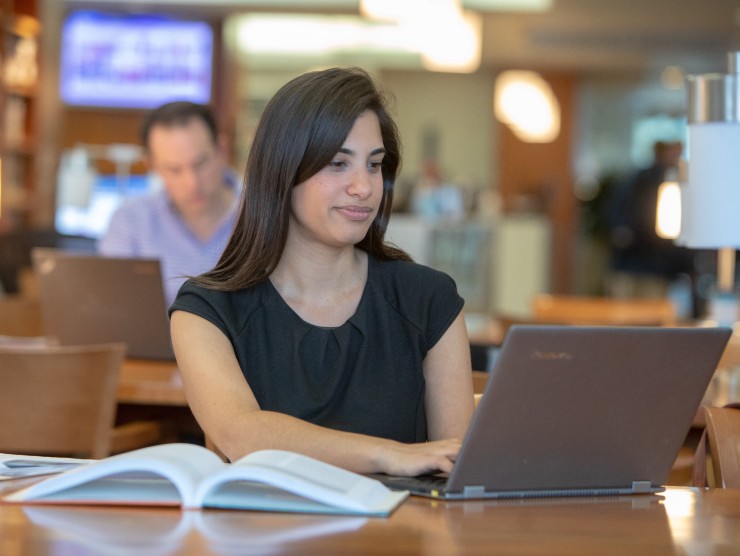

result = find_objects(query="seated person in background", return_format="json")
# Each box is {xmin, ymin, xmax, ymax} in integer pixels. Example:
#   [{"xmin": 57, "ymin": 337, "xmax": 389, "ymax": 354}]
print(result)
[
  {"xmin": 170, "ymin": 67, "xmax": 474, "ymax": 476},
  {"xmin": 98, "ymin": 101, "xmax": 240, "ymax": 306},
  {"xmin": 410, "ymin": 157, "xmax": 465, "ymax": 221},
  {"xmin": 606, "ymin": 140, "xmax": 695, "ymax": 299}
]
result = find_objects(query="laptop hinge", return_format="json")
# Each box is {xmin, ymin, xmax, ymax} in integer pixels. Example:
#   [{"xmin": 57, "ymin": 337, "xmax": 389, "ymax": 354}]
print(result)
[
  {"xmin": 463, "ymin": 485, "xmax": 486, "ymax": 498},
  {"xmin": 631, "ymin": 481, "xmax": 653, "ymax": 493}
]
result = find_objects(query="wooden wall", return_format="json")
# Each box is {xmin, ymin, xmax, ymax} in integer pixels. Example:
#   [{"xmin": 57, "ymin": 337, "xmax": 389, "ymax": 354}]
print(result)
[{"xmin": 498, "ymin": 72, "xmax": 577, "ymax": 294}]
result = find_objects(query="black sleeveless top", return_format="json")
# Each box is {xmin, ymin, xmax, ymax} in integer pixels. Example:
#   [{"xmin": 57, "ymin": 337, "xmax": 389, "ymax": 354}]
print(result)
[{"xmin": 170, "ymin": 256, "xmax": 464, "ymax": 443}]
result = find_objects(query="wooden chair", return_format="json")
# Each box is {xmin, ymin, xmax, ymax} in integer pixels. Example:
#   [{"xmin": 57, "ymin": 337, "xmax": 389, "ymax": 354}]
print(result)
[
  {"xmin": 703, "ymin": 405, "xmax": 740, "ymax": 488},
  {"xmin": 0, "ymin": 343, "xmax": 161, "ymax": 459},
  {"xmin": 472, "ymin": 370, "xmax": 489, "ymax": 394},
  {"xmin": 531, "ymin": 294, "xmax": 677, "ymax": 326},
  {"xmin": 0, "ymin": 295, "xmax": 44, "ymax": 337}
]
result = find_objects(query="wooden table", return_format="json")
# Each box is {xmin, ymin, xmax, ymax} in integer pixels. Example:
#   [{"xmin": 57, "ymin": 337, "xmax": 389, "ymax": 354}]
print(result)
[
  {"xmin": 117, "ymin": 325, "xmax": 740, "ymax": 406},
  {"xmin": 0, "ymin": 487, "xmax": 738, "ymax": 554},
  {"xmin": 117, "ymin": 359, "xmax": 737, "ymax": 412},
  {"xmin": 118, "ymin": 358, "xmax": 187, "ymax": 406},
  {"xmin": 116, "ymin": 359, "xmax": 199, "ymax": 443}
]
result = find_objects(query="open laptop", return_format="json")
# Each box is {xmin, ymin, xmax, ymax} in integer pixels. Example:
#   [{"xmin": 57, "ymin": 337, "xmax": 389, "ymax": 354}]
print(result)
[
  {"xmin": 373, "ymin": 325, "xmax": 731, "ymax": 499},
  {"xmin": 32, "ymin": 248, "xmax": 175, "ymax": 360}
]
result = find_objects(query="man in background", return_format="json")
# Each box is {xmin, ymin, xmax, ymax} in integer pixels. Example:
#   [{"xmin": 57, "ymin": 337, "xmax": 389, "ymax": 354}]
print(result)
[
  {"xmin": 607, "ymin": 140, "xmax": 695, "ymax": 299},
  {"xmin": 98, "ymin": 102, "xmax": 239, "ymax": 307}
]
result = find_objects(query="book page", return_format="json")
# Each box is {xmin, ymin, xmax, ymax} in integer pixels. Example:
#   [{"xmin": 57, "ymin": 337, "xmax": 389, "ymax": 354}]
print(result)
[
  {"xmin": 4, "ymin": 444, "xmax": 225, "ymax": 507},
  {"xmin": 0, "ymin": 454, "xmax": 91, "ymax": 481},
  {"xmin": 195, "ymin": 450, "xmax": 408, "ymax": 516}
]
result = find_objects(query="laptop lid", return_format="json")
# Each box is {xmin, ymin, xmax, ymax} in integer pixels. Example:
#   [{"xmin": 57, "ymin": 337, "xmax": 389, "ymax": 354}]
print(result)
[
  {"xmin": 32, "ymin": 248, "xmax": 175, "ymax": 360},
  {"xmin": 380, "ymin": 325, "xmax": 731, "ymax": 499}
]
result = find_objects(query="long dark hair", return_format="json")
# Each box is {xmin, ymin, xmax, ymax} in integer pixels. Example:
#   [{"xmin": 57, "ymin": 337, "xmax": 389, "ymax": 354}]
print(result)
[{"xmin": 196, "ymin": 67, "xmax": 410, "ymax": 291}]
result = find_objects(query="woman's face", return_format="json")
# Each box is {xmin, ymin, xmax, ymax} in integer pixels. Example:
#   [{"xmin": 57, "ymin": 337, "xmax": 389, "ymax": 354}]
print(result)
[{"xmin": 289, "ymin": 110, "xmax": 385, "ymax": 249}]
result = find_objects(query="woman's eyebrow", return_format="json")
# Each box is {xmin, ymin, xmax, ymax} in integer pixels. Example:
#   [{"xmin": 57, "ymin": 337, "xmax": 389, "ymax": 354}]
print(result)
[{"xmin": 338, "ymin": 147, "xmax": 386, "ymax": 157}]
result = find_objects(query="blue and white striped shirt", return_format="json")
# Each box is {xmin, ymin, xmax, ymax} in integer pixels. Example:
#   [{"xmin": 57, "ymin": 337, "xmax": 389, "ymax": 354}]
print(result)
[{"xmin": 97, "ymin": 172, "xmax": 240, "ymax": 308}]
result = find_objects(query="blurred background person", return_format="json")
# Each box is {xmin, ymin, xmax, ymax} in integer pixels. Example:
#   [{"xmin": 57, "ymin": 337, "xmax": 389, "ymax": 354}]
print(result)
[
  {"xmin": 410, "ymin": 157, "xmax": 465, "ymax": 222},
  {"xmin": 606, "ymin": 140, "xmax": 695, "ymax": 301},
  {"xmin": 98, "ymin": 102, "xmax": 240, "ymax": 306}
]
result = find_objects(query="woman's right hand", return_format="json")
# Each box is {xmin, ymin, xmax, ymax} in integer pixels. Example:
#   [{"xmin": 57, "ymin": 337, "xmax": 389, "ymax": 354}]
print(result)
[{"xmin": 374, "ymin": 438, "xmax": 462, "ymax": 477}]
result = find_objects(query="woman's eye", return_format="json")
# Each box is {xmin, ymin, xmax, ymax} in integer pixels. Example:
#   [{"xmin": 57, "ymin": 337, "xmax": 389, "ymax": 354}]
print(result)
[
  {"xmin": 368, "ymin": 161, "xmax": 383, "ymax": 173},
  {"xmin": 329, "ymin": 160, "xmax": 347, "ymax": 169}
]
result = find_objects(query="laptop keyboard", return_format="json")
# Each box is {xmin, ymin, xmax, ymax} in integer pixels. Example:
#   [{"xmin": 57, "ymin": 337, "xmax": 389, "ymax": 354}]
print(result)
[{"xmin": 370, "ymin": 473, "xmax": 449, "ymax": 492}]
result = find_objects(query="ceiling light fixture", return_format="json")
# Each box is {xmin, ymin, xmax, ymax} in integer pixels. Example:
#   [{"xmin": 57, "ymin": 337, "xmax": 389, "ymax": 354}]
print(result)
[{"xmin": 494, "ymin": 70, "xmax": 561, "ymax": 142}]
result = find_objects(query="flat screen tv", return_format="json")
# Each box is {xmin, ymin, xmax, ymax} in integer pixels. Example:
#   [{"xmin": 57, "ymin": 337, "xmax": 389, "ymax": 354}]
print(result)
[{"xmin": 60, "ymin": 10, "xmax": 214, "ymax": 109}]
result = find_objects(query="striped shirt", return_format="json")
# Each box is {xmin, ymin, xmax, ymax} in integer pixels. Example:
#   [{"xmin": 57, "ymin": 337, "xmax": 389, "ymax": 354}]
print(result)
[{"xmin": 97, "ymin": 172, "xmax": 240, "ymax": 308}]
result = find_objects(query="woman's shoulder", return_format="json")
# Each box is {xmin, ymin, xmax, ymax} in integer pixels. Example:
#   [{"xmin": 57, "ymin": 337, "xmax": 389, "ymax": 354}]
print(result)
[
  {"xmin": 368, "ymin": 256, "xmax": 460, "ymax": 306},
  {"xmin": 171, "ymin": 278, "xmax": 272, "ymax": 322},
  {"xmin": 371, "ymin": 256, "xmax": 456, "ymax": 287},
  {"xmin": 366, "ymin": 255, "xmax": 463, "ymax": 344}
]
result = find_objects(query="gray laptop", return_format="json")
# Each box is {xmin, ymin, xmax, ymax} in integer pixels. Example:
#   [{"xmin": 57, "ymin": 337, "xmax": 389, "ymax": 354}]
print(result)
[
  {"xmin": 32, "ymin": 248, "xmax": 175, "ymax": 360},
  {"xmin": 374, "ymin": 325, "xmax": 731, "ymax": 499}
]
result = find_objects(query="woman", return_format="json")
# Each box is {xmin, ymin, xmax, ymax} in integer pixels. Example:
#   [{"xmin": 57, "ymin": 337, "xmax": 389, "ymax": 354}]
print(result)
[{"xmin": 170, "ymin": 67, "xmax": 474, "ymax": 476}]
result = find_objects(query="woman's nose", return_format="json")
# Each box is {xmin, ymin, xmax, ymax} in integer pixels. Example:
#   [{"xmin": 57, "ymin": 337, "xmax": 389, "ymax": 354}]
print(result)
[{"xmin": 348, "ymin": 168, "xmax": 374, "ymax": 198}]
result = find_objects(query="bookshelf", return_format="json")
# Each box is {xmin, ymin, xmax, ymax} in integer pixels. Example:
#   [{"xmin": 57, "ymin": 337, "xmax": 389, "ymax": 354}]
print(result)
[{"xmin": 0, "ymin": 4, "xmax": 39, "ymax": 229}]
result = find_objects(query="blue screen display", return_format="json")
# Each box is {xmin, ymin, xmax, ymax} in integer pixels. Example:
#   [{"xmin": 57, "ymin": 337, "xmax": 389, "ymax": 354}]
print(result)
[
  {"xmin": 55, "ymin": 173, "xmax": 156, "ymax": 239},
  {"xmin": 60, "ymin": 11, "xmax": 213, "ymax": 109}
]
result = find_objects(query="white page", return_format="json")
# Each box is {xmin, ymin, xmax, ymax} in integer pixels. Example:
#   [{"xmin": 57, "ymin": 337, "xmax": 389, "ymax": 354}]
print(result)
[
  {"xmin": 0, "ymin": 454, "xmax": 92, "ymax": 480},
  {"xmin": 5, "ymin": 444, "xmax": 224, "ymax": 506},
  {"xmin": 195, "ymin": 449, "xmax": 408, "ymax": 515}
]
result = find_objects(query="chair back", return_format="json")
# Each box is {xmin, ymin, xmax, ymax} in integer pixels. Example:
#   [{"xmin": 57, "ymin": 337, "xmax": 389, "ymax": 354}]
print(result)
[
  {"xmin": 0, "ymin": 295, "xmax": 43, "ymax": 337},
  {"xmin": 0, "ymin": 343, "xmax": 126, "ymax": 459},
  {"xmin": 532, "ymin": 294, "xmax": 676, "ymax": 326},
  {"xmin": 705, "ymin": 405, "xmax": 740, "ymax": 488}
]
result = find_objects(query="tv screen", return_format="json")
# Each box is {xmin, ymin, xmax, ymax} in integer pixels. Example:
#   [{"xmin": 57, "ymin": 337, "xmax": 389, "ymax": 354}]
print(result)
[{"xmin": 60, "ymin": 11, "xmax": 213, "ymax": 109}]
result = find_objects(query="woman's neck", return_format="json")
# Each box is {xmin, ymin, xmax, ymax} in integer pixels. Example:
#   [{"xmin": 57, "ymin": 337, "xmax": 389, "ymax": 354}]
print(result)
[{"xmin": 269, "ymin": 246, "xmax": 368, "ymax": 327}]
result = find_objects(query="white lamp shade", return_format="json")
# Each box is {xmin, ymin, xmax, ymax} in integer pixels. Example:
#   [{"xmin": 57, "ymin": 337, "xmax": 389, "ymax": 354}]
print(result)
[
  {"xmin": 681, "ymin": 53, "xmax": 740, "ymax": 249},
  {"xmin": 679, "ymin": 122, "xmax": 740, "ymax": 248}
]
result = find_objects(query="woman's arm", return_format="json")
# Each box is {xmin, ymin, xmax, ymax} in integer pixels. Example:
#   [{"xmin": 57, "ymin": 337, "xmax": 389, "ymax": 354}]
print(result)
[
  {"xmin": 423, "ymin": 311, "xmax": 475, "ymax": 441},
  {"xmin": 171, "ymin": 310, "xmax": 463, "ymax": 476}
]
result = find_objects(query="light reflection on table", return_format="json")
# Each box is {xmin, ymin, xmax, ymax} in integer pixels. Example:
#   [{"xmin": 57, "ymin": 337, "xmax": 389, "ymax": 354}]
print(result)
[{"xmin": 2, "ymin": 487, "xmax": 739, "ymax": 555}]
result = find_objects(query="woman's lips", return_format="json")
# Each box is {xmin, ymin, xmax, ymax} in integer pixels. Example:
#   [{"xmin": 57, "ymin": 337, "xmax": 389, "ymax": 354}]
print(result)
[{"xmin": 337, "ymin": 205, "xmax": 374, "ymax": 221}]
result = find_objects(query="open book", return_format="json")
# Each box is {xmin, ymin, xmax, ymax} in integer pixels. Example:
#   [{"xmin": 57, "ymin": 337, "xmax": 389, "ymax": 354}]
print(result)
[
  {"xmin": 1, "ymin": 453, "xmax": 91, "ymax": 480},
  {"xmin": 3, "ymin": 443, "xmax": 408, "ymax": 516}
]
